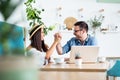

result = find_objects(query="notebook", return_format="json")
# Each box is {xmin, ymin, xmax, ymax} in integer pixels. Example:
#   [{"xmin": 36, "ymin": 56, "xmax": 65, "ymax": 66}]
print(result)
[{"xmin": 69, "ymin": 46, "xmax": 99, "ymax": 63}]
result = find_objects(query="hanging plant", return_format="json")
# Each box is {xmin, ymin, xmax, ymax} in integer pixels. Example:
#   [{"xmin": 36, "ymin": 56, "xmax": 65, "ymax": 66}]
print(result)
[
  {"xmin": 24, "ymin": 0, "xmax": 44, "ymax": 26},
  {"xmin": 24, "ymin": 0, "xmax": 55, "ymax": 35}
]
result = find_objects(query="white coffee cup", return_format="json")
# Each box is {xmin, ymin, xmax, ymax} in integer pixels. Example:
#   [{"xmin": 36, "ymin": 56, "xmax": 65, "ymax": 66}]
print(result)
[
  {"xmin": 98, "ymin": 57, "xmax": 106, "ymax": 63},
  {"xmin": 75, "ymin": 58, "xmax": 82, "ymax": 66},
  {"xmin": 49, "ymin": 57, "xmax": 55, "ymax": 63},
  {"xmin": 54, "ymin": 57, "xmax": 64, "ymax": 64}
]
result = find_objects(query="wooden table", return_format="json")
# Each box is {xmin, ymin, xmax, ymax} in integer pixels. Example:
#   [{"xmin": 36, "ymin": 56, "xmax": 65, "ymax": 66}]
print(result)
[{"xmin": 39, "ymin": 62, "xmax": 109, "ymax": 80}]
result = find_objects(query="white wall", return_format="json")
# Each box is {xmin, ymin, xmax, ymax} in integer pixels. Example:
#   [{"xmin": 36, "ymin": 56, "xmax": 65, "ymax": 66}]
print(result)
[
  {"xmin": 1, "ymin": 0, "xmax": 120, "ymax": 57},
  {"xmin": 38, "ymin": 0, "xmax": 120, "ymax": 57}
]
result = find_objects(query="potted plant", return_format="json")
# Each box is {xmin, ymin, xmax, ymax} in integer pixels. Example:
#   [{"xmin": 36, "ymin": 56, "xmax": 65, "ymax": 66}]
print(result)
[
  {"xmin": 24, "ymin": 0, "xmax": 55, "ymax": 35},
  {"xmin": 88, "ymin": 15, "xmax": 104, "ymax": 35},
  {"xmin": 75, "ymin": 53, "xmax": 82, "ymax": 66}
]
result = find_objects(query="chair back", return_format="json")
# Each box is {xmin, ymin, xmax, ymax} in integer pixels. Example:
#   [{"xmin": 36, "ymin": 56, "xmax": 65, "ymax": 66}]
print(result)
[
  {"xmin": 107, "ymin": 60, "xmax": 120, "ymax": 77},
  {"xmin": 0, "ymin": 21, "xmax": 25, "ymax": 55}
]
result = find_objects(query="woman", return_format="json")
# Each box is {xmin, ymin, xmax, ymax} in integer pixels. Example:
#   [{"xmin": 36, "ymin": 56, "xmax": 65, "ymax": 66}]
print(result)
[{"xmin": 27, "ymin": 24, "xmax": 61, "ymax": 66}]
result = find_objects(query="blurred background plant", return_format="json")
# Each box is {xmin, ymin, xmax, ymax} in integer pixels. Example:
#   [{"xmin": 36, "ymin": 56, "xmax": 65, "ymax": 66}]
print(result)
[
  {"xmin": 0, "ymin": 22, "xmax": 37, "ymax": 79},
  {"xmin": 0, "ymin": 1, "xmax": 38, "ymax": 80},
  {"xmin": 0, "ymin": 0, "xmax": 25, "ymax": 56},
  {"xmin": 0, "ymin": 0, "xmax": 23, "ymax": 21},
  {"xmin": 24, "ymin": 0, "xmax": 55, "ymax": 35}
]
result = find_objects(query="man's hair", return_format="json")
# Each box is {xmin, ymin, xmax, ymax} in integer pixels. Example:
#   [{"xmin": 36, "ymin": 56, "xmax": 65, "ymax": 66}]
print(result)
[{"xmin": 74, "ymin": 21, "xmax": 88, "ymax": 32}]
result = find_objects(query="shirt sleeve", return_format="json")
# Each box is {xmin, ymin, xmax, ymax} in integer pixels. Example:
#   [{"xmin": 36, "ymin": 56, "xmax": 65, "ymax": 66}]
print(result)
[
  {"xmin": 62, "ymin": 38, "xmax": 73, "ymax": 54},
  {"xmin": 91, "ymin": 37, "xmax": 98, "ymax": 45}
]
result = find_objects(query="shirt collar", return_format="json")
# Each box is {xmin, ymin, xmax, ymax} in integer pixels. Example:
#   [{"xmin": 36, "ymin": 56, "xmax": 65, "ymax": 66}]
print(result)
[
  {"xmin": 75, "ymin": 34, "xmax": 89, "ymax": 43},
  {"xmin": 85, "ymin": 34, "xmax": 89, "ymax": 42}
]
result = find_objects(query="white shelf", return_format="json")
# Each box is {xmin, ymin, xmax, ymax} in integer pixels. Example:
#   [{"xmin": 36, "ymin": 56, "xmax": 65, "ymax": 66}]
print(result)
[
  {"xmin": 101, "ymin": 30, "xmax": 120, "ymax": 33},
  {"xmin": 59, "ymin": 30, "xmax": 73, "ymax": 33},
  {"xmin": 58, "ymin": 30, "xmax": 120, "ymax": 33}
]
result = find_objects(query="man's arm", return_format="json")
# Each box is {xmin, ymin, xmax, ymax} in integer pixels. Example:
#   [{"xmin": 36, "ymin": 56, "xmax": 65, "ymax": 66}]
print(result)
[{"xmin": 91, "ymin": 37, "xmax": 98, "ymax": 45}]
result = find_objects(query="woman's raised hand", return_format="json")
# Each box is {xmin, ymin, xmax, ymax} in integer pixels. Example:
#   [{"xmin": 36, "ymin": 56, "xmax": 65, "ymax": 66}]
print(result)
[{"xmin": 54, "ymin": 32, "xmax": 62, "ymax": 43}]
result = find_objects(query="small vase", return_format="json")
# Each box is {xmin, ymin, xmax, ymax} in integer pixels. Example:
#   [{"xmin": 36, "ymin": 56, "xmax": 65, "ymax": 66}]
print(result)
[
  {"xmin": 93, "ymin": 28, "xmax": 96, "ymax": 36},
  {"xmin": 75, "ymin": 58, "xmax": 82, "ymax": 66},
  {"xmin": 92, "ymin": 27, "xmax": 99, "ymax": 37}
]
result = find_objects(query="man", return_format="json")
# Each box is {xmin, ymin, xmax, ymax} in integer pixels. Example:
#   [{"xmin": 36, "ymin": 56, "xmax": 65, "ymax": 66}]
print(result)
[{"xmin": 55, "ymin": 21, "xmax": 97, "ymax": 55}]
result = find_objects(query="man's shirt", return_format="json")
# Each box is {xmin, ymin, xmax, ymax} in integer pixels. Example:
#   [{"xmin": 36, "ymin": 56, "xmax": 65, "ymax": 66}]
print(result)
[{"xmin": 62, "ymin": 34, "xmax": 97, "ymax": 54}]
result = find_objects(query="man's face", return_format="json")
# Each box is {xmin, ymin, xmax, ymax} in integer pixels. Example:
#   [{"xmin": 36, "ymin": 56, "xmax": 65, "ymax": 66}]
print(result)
[{"xmin": 73, "ymin": 26, "xmax": 83, "ymax": 39}]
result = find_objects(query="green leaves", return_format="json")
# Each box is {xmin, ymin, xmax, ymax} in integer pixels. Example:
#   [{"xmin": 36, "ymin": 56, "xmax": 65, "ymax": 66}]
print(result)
[
  {"xmin": 44, "ymin": 25, "xmax": 56, "ymax": 35},
  {"xmin": 24, "ymin": 0, "xmax": 44, "ymax": 26},
  {"xmin": 88, "ymin": 15, "xmax": 104, "ymax": 28},
  {"xmin": 0, "ymin": 0, "xmax": 22, "ymax": 21},
  {"xmin": 48, "ymin": 25, "xmax": 56, "ymax": 30},
  {"xmin": 24, "ymin": 0, "xmax": 55, "ymax": 35}
]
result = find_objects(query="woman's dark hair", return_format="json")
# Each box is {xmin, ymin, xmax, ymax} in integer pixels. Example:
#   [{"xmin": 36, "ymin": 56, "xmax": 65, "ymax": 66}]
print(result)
[
  {"xmin": 30, "ymin": 28, "xmax": 48, "ymax": 52},
  {"xmin": 74, "ymin": 21, "xmax": 88, "ymax": 32}
]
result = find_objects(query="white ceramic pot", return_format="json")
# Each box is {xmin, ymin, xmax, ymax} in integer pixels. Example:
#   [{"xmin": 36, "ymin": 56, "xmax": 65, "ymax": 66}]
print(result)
[
  {"xmin": 54, "ymin": 57, "xmax": 64, "ymax": 64},
  {"xmin": 98, "ymin": 56, "xmax": 106, "ymax": 63},
  {"xmin": 75, "ymin": 58, "xmax": 82, "ymax": 66}
]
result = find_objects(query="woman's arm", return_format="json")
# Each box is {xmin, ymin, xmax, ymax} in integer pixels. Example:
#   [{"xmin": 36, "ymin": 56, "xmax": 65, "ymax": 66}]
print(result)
[
  {"xmin": 56, "ymin": 42, "xmax": 63, "ymax": 55},
  {"xmin": 45, "ymin": 35, "xmax": 61, "ymax": 59}
]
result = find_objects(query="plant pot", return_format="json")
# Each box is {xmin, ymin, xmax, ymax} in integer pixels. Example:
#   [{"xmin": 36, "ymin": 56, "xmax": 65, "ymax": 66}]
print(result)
[{"xmin": 0, "ymin": 56, "xmax": 39, "ymax": 80}]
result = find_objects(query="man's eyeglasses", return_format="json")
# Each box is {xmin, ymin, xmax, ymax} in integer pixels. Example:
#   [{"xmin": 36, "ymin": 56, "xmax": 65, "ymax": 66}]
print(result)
[{"xmin": 74, "ymin": 30, "xmax": 81, "ymax": 33}]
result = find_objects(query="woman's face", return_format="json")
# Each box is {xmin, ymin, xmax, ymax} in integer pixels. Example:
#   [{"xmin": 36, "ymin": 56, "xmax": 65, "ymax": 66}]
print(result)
[{"xmin": 41, "ymin": 28, "xmax": 45, "ymax": 40}]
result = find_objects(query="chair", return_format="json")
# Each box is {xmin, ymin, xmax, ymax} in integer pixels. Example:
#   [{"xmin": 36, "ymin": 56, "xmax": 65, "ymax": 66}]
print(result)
[
  {"xmin": 107, "ymin": 60, "xmax": 120, "ymax": 80},
  {"xmin": 0, "ymin": 21, "xmax": 25, "ymax": 55}
]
